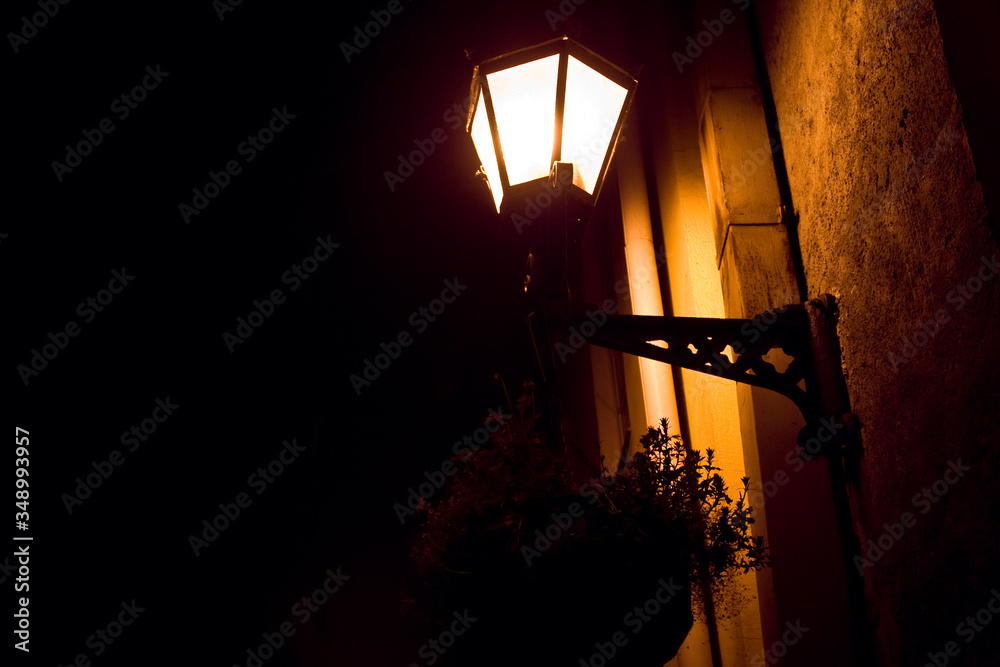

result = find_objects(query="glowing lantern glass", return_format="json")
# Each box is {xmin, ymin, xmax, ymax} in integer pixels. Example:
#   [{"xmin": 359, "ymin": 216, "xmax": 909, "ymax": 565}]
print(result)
[{"xmin": 466, "ymin": 37, "xmax": 638, "ymax": 213}]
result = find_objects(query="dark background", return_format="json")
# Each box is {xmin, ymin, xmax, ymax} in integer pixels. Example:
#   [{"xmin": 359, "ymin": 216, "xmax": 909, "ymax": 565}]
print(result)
[{"xmin": 3, "ymin": 0, "xmax": 621, "ymax": 664}]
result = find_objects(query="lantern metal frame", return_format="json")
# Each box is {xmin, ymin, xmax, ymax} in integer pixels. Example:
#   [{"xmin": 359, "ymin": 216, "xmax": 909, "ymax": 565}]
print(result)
[{"xmin": 465, "ymin": 36, "xmax": 639, "ymax": 212}]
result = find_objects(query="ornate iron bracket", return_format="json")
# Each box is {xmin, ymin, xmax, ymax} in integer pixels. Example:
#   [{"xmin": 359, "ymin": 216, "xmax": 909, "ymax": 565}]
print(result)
[{"xmin": 553, "ymin": 294, "xmax": 857, "ymax": 458}]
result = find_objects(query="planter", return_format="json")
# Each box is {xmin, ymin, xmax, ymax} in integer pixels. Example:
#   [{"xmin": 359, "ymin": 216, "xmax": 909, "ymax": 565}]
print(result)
[
  {"xmin": 409, "ymin": 394, "xmax": 767, "ymax": 666},
  {"xmin": 417, "ymin": 497, "xmax": 695, "ymax": 666}
]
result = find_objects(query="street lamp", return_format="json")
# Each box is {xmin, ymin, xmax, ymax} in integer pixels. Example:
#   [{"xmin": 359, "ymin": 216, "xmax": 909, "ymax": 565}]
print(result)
[
  {"xmin": 465, "ymin": 36, "xmax": 638, "ymax": 213},
  {"xmin": 462, "ymin": 37, "xmax": 873, "ymax": 663},
  {"xmin": 463, "ymin": 36, "xmax": 853, "ymax": 446},
  {"xmin": 461, "ymin": 36, "xmax": 874, "ymax": 666}
]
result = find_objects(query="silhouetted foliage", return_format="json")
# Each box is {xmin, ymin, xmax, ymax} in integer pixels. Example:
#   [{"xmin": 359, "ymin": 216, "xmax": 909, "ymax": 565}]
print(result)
[{"xmin": 407, "ymin": 384, "xmax": 769, "ymax": 665}]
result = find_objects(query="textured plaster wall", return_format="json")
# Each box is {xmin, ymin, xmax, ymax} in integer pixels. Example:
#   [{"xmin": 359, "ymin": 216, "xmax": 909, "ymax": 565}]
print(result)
[{"xmin": 756, "ymin": 0, "xmax": 1000, "ymax": 664}]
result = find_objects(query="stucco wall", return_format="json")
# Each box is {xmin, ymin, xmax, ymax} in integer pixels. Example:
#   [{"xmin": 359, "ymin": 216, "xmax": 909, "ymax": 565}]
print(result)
[{"xmin": 756, "ymin": 0, "xmax": 1000, "ymax": 664}]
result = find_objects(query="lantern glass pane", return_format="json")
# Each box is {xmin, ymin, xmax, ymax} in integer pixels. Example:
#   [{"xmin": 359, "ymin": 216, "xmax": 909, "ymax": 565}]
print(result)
[
  {"xmin": 470, "ymin": 92, "xmax": 504, "ymax": 212},
  {"xmin": 561, "ymin": 55, "xmax": 629, "ymax": 194},
  {"xmin": 486, "ymin": 54, "xmax": 559, "ymax": 187}
]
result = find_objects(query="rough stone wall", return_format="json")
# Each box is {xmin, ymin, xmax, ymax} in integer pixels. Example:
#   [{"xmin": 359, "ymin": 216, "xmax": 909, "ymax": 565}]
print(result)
[{"xmin": 755, "ymin": 0, "xmax": 1000, "ymax": 664}]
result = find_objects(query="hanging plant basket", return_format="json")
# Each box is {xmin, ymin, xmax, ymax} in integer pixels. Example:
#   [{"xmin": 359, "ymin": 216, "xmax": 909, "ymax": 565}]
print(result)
[{"xmin": 408, "ymin": 387, "xmax": 768, "ymax": 666}]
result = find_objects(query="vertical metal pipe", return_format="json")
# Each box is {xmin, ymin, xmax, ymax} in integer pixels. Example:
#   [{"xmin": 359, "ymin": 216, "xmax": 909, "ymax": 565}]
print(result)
[{"xmin": 806, "ymin": 296, "xmax": 877, "ymax": 666}]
